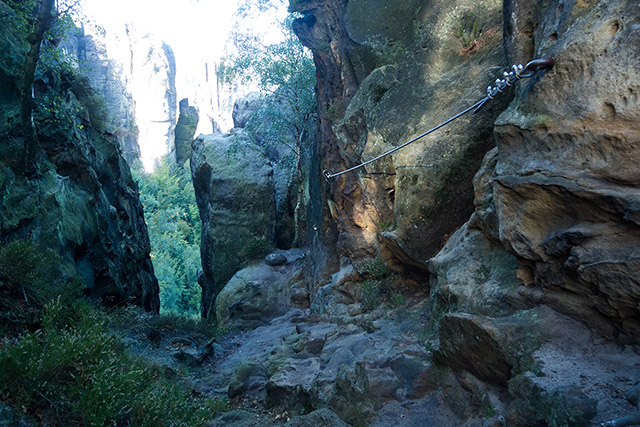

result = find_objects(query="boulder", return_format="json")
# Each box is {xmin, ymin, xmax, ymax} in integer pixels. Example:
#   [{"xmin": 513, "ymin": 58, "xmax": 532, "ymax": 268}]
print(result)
[
  {"xmin": 265, "ymin": 252, "xmax": 288, "ymax": 266},
  {"xmin": 191, "ymin": 132, "xmax": 276, "ymax": 319},
  {"xmin": 434, "ymin": 311, "xmax": 541, "ymax": 385},
  {"xmin": 214, "ymin": 249, "xmax": 306, "ymax": 330},
  {"xmin": 428, "ymin": 220, "xmax": 526, "ymax": 317}
]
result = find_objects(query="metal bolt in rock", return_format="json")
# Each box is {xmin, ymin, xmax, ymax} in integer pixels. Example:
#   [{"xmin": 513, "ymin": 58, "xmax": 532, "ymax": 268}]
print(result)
[{"xmin": 322, "ymin": 57, "xmax": 555, "ymax": 181}]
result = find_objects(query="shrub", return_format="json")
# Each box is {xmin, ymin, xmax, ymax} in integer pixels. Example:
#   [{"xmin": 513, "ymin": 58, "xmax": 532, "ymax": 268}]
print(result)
[
  {"xmin": 0, "ymin": 299, "xmax": 226, "ymax": 425},
  {"xmin": 359, "ymin": 256, "xmax": 389, "ymax": 279},
  {"xmin": 361, "ymin": 279, "xmax": 383, "ymax": 312},
  {"xmin": 0, "ymin": 240, "xmax": 81, "ymax": 332}
]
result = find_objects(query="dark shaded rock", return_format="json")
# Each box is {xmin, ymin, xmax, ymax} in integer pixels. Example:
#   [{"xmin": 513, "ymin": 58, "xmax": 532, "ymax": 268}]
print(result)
[
  {"xmin": 0, "ymin": 4, "xmax": 159, "ymax": 311},
  {"xmin": 173, "ymin": 98, "xmax": 199, "ymax": 165},
  {"xmin": 228, "ymin": 361, "xmax": 269, "ymax": 401},
  {"xmin": 0, "ymin": 401, "xmax": 33, "ymax": 426},
  {"xmin": 267, "ymin": 358, "xmax": 321, "ymax": 412},
  {"xmin": 435, "ymin": 312, "xmax": 541, "ymax": 386},
  {"xmin": 435, "ymin": 314, "xmax": 512, "ymax": 385},
  {"xmin": 207, "ymin": 410, "xmax": 276, "ymax": 427},
  {"xmin": 508, "ymin": 376, "xmax": 598, "ymax": 427},
  {"xmin": 290, "ymin": 280, "xmax": 311, "ymax": 309},
  {"xmin": 545, "ymin": 386, "xmax": 597, "ymax": 427},
  {"xmin": 265, "ymin": 252, "xmax": 288, "ymax": 266},
  {"xmin": 287, "ymin": 408, "xmax": 348, "ymax": 427}
]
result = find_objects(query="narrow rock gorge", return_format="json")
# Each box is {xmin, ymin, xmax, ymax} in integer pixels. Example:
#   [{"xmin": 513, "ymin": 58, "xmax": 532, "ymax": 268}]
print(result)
[
  {"xmin": 1, "ymin": 0, "xmax": 639, "ymax": 425},
  {"xmin": 193, "ymin": 0, "xmax": 640, "ymax": 425}
]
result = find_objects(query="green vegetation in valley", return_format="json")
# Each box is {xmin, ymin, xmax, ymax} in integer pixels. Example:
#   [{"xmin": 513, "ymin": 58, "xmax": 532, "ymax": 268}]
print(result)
[
  {"xmin": 0, "ymin": 240, "xmax": 225, "ymax": 425},
  {"xmin": 137, "ymin": 157, "xmax": 202, "ymax": 317}
]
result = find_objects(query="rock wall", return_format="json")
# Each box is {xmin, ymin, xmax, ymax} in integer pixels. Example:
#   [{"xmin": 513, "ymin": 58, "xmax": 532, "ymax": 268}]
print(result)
[
  {"xmin": 428, "ymin": 0, "xmax": 640, "ymax": 423},
  {"xmin": 284, "ymin": 0, "xmax": 640, "ymax": 424},
  {"xmin": 67, "ymin": 22, "xmax": 178, "ymax": 172},
  {"xmin": 492, "ymin": 0, "xmax": 640, "ymax": 343},
  {"xmin": 70, "ymin": 23, "xmax": 140, "ymax": 166},
  {"xmin": 293, "ymin": 0, "xmax": 640, "ymax": 340},
  {"xmin": 191, "ymin": 133, "xmax": 276, "ymax": 319},
  {"xmin": 291, "ymin": 0, "xmax": 511, "ymax": 274},
  {"xmin": 0, "ymin": 1, "xmax": 159, "ymax": 310}
]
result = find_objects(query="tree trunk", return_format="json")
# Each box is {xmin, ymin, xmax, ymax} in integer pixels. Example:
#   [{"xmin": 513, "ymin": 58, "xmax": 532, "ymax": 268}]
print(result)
[{"xmin": 21, "ymin": 0, "xmax": 55, "ymax": 174}]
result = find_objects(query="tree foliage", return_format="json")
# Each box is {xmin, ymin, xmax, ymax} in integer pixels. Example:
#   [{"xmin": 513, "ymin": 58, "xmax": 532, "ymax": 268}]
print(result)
[
  {"xmin": 219, "ymin": 4, "xmax": 316, "ymax": 171},
  {"xmin": 4, "ymin": 0, "xmax": 83, "ymax": 175},
  {"xmin": 138, "ymin": 157, "xmax": 202, "ymax": 316}
]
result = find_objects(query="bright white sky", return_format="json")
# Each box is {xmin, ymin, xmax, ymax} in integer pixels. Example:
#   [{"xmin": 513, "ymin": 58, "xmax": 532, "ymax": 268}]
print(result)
[
  {"xmin": 79, "ymin": 0, "xmax": 287, "ymax": 171},
  {"xmin": 82, "ymin": 0, "xmax": 240, "ymax": 75}
]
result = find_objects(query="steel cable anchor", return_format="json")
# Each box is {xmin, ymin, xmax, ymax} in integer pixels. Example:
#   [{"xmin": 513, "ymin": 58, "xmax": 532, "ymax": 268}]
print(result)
[{"xmin": 323, "ymin": 57, "xmax": 555, "ymax": 181}]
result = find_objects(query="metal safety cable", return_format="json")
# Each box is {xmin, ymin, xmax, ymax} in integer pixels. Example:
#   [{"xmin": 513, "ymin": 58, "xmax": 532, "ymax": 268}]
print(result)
[{"xmin": 322, "ymin": 57, "xmax": 555, "ymax": 180}]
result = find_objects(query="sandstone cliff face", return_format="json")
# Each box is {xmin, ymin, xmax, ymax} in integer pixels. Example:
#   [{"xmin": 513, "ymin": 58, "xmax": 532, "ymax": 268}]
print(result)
[
  {"xmin": 291, "ymin": 0, "xmax": 510, "ymax": 273},
  {"xmin": 431, "ymin": 0, "xmax": 640, "ymax": 423},
  {"xmin": 191, "ymin": 133, "xmax": 276, "ymax": 319},
  {"xmin": 0, "ymin": 1, "xmax": 159, "ymax": 311},
  {"xmin": 69, "ymin": 22, "xmax": 177, "ymax": 171},
  {"xmin": 293, "ymin": 0, "xmax": 640, "ymax": 340},
  {"xmin": 491, "ymin": 0, "xmax": 640, "ymax": 344},
  {"xmin": 71, "ymin": 23, "xmax": 140, "ymax": 165},
  {"xmin": 286, "ymin": 0, "xmax": 640, "ymax": 424}
]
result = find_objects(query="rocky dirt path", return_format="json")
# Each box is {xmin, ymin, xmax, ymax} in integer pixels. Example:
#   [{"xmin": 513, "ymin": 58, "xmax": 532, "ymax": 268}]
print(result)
[
  {"xmin": 112, "ymin": 299, "xmax": 469, "ymax": 426},
  {"xmin": 115, "ymin": 301, "xmax": 640, "ymax": 427}
]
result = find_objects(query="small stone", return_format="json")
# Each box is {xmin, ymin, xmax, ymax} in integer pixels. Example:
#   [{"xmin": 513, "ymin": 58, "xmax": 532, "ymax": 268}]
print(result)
[{"xmin": 265, "ymin": 253, "xmax": 287, "ymax": 266}]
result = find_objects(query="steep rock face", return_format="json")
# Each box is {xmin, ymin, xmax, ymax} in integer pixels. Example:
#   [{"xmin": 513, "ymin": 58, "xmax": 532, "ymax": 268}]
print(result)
[
  {"xmin": 130, "ymin": 34, "xmax": 177, "ymax": 171},
  {"xmin": 424, "ymin": 0, "xmax": 640, "ymax": 423},
  {"xmin": 173, "ymin": 98, "xmax": 199, "ymax": 165},
  {"xmin": 292, "ymin": 0, "xmax": 510, "ymax": 271},
  {"xmin": 71, "ymin": 23, "xmax": 140, "ymax": 165},
  {"xmin": 284, "ymin": 0, "xmax": 640, "ymax": 423},
  {"xmin": 491, "ymin": 0, "xmax": 640, "ymax": 343},
  {"xmin": 191, "ymin": 133, "xmax": 275, "ymax": 319},
  {"xmin": 0, "ymin": 2, "xmax": 159, "ymax": 310},
  {"xmin": 69, "ymin": 23, "xmax": 178, "ymax": 171}
]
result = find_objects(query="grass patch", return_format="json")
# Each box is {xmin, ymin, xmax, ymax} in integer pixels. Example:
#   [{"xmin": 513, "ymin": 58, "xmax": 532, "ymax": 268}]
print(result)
[
  {"xmin": 0, "ymin": 298, "xmax": 226, "ymax": 425},
  {"xmin": 0, "ymin": 239, "xmax": 227, "ymax": 425},
  {"xmin": 0, "ymin": 240, "xmax": 80, "ymax": 334},
  {"xmin": 386, "ymin": 291, "xmax": 407, "ymax": 309},
  {"xmin": 108, "ymin": 305, "xmax": 226, "ymax": 339}
]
